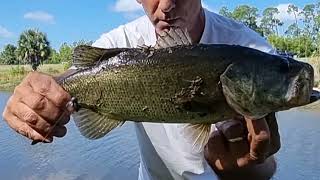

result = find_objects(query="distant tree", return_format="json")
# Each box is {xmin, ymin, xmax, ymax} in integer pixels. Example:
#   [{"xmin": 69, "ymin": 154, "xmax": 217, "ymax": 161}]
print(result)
[
  {"xmin": 219, "ymin": 6, "xmax": 232, "ymax": 18},
  {"xmin": 219, "ymin": 5, "xmax": 262, "ymax": 35},
  {"xmin": 16, "ymin": 29, "xmax": 51, "ymax": 70},
  {"xmin": 58, "ymin": 43, "xmax": 73, "ymax": 63},
  {"xmin": 47, "ymin": 48, "xmax": 61, "ymax": 64},
  {"xmin": 0, "ymin": 44, "xmax": 17, "ymax": 65},
  {"xmin": 314, "ymin": 2, "xmax": 320, "ymax": 56},
  {"xmin": 299, "ymin": 4, "xmax": 318, "ymax": 57},
  {"xmin": 232, "ymin": 5, "xmax": 261, "ymax": 33},
  {"xmin": 260, "ymin": 7, "xmax": 283, "ymax": 36},
  {"xmin": 56, "ymin": 40, "xmax": 93, "ymax": 69},
  {"xmin": 285, "ymin": 24, "xmax": 299, "ymax": 37},
  {"xmin": 287, "ymin": 4, "xmax": 300, "ymax": 36},
  {"xmin": 300, "ymin": 4, "xmax": 317, "ymax": 37}
]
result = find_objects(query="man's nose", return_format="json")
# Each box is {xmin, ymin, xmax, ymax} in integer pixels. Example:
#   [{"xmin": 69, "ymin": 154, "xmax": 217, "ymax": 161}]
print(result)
[{"xmin": 159, "ymin": 0, "xmax": 176, "ymax": 13}]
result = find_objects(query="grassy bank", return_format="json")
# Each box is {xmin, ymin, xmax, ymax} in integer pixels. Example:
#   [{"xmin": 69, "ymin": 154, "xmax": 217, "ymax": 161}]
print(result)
[{"xmin": 0, "ymin": 64, "xmax": 65, "ymax": 92}]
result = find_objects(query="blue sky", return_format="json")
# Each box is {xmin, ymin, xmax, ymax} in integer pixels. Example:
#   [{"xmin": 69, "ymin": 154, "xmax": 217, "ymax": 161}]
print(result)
[{"xmin": 0, "ymin": 0, "xmax": 316, "ymax": 51}]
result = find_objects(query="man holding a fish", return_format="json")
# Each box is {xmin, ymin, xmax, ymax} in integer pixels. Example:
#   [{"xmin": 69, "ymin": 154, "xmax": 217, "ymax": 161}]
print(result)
[{"xmin": 3, "ymin": 0, "xmax": 284, "ymax": 179}]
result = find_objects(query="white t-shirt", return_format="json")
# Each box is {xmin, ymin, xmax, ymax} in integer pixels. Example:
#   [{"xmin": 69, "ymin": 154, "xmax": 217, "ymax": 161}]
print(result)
[{"xmin": 93, "ymin": 9, "xmax": 275, "ymax": 180}]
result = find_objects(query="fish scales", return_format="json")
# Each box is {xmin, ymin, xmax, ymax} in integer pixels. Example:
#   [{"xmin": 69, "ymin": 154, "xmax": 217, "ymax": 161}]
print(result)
[{"xmin": 62, "ymin": 44, "xmax": 240, "ymax": 124}]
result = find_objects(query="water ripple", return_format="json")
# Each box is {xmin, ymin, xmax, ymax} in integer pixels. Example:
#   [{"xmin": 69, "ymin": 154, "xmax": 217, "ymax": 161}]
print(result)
[{"xmin": 1, "ymin": 92, "xmax": 320, "ymax": 180}]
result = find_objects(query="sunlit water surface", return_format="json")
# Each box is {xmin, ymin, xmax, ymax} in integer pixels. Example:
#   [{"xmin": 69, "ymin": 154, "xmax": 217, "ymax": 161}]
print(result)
[{"xmin": 0, "ymin": 92, "xmax": 319, "ymax": 180}]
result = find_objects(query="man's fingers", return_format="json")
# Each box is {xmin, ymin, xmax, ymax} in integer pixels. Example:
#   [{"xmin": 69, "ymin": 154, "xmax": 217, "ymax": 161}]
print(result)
[
  {"xmin": 15, "ymin": 85, "xmax": 62, "ymax": 123},
  {"xmin": 205, "ymin": 129, "xmax": 235, "ymax": 171},
  {"xmin": 2, "ymin": 72, "xmax": 72, "ymax": 144},
  {"xmin": 216, "ymin": 120, "xmax": 251, "ymax": 168},
  {"xmin": 216, "ymin": 120, "xmax": 249, "ymax": 158},
  {"xmin": 9, "ymin": 101, "xmax": 52, "ymax": 135},
  {"xmin": 245, "ymin": 117, "xmax": 270, "ymax": 163},
  {"xmin": 205, "ymin": 116, "xmax": 279, "ymax": 173},
  {"xmin": 26, "ymin": 72, "xmax": 71, "ymax": 108},
  {"xmin": 3, "ymin": 109, "xmax": 52, "ymax": 142},
  {"xmin": 15, "ymin": 81, "xmax": 71, "ymax": 126}
]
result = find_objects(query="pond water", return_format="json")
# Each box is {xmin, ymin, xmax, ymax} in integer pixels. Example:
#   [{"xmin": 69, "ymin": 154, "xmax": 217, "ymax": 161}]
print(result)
[{"xmin": 0, "ymin": 92, "xmax": 319, "ymax": 180}]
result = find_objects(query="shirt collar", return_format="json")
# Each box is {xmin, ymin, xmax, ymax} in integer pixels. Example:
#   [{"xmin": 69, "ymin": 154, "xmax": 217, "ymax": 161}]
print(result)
[{"xmin": 199, "ymin": 8, "xmax": 211, "ymax": 44}]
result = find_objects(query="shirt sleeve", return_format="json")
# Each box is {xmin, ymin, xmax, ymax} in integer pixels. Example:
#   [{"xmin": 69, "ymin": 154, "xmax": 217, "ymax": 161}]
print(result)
[
  {"xmin": 242, "ymin": 28, "xmax": 277, "ymax": 55},
  {"xmin": 92, "ymin": 25, "xmax": 133, "ymax": 49}
]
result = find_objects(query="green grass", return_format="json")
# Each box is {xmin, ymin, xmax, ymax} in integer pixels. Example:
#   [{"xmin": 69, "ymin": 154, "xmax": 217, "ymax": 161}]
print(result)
[{"xmin": 0, "ymin": 64, "xmax": 65, "ymax": 92}]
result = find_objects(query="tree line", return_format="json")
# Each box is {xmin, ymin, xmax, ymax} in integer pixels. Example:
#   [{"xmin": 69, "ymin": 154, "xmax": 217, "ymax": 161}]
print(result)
[
  {"xmin": 219, "ymin": 2, "xmax": 320, "ymax": 57},
  {"xmin": 0, "ymin": 2, "xmax": 319, "ymax": 69},
  {"xmin": 0, "ymin": 29, "xmax": 92, "ymax": 70}
]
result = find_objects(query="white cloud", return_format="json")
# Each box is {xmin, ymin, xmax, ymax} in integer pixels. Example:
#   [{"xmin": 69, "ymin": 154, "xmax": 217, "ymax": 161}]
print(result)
[
  {"xmin": 202, "ymin": 2, "xmax": 213, "ymax": 12},
  {"xmin": 24, "ymin": 11, "xmax": 55, "ymax": 24},
  {"xmin": 0, "ymin": 26, "xmax": 14, "ymax": 38},
  {"xmin": 113, "ymin": 0, "xmax": 143, "ymax": 12},
  {"xmin": 275, "ymin": 3, "xmax": 302, "ymax": 22}
]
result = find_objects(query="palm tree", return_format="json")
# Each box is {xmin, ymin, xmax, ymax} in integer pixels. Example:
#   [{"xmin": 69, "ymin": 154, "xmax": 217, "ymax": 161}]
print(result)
[{"xmin": 16, "ymin": 29, "xmax": 51, "ymax": 70}]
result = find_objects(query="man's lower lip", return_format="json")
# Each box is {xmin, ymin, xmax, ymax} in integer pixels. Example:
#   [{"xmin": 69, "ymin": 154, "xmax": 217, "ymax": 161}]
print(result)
[
  {"xmin": 157, "ymin": 20, "xmax": 180, "ymax": 27},
  {"xmin": 156, "ymin": 21, "xmax": 170, "ymax": 29},
  {"xmin": 159, "ymin": 18, "xmax": 179, "ymax": 23}
]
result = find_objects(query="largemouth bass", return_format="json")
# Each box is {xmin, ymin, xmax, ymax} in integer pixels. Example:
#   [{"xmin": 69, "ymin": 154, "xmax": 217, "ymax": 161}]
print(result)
[{"xmin": 55, "ymin": 28, "xmax": 314, "ymax": 145}]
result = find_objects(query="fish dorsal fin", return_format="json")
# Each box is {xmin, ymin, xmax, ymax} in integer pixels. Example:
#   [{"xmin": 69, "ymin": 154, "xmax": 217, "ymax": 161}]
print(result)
[
  {"xmin": 180, "ymin": 123, "xmax": 211, "ymax": 153},
  {"xmin": 154, "ymin": 28, "xmax": 193, "ymax": 49},
  {"xmin": 72, "ymin": 108, "xmax": 124, "ymax": 139},
  {"xmin": 72, "ymin": 45, "xmax": 124, "ymax": 68}
]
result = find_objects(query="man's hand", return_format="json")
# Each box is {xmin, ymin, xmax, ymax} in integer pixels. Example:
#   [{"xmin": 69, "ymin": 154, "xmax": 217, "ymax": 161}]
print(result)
[
  {"xmin": 2, "ymin": 72, "xmax": 72, "ymax": 143},
  {"xmin": 204, "ymin": 113, "xmax": 280, "ymax": 176}
]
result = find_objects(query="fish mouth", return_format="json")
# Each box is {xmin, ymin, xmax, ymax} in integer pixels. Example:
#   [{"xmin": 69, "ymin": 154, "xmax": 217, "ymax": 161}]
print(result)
[{"xmin": 285, "ymin": 65, "xmax": 313, "ymax": 106}]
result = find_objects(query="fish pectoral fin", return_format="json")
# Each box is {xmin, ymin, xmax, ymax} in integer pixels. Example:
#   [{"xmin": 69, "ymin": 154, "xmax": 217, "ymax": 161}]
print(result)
[
  {"xmin": 154, "ymin": 28, "xmax": 193, "ymax": 49},
  {"xmin": 181, "ymin": 123, "xmax": 211, "ymax": 153},
  {"xmin": 72, "ymin": 108, "xmax": 125, "ymax": 139},
  {"xmin": 73, "ymin": 45, "xmax": 125, "ymax": 68}
]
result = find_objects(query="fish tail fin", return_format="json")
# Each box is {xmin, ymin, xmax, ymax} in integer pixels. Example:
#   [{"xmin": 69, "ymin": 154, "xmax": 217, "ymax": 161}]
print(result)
[
  {"xmin": 72, "ymin": 108, "xmax": 124, "ymax": 139},
  {"xmin": 181, "ymin": 123, "xmax": 212, "ymax": 153}
]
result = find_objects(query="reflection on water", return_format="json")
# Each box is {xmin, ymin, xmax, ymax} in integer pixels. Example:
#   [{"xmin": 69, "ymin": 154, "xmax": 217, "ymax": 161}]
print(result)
[
  {"xmin": 0, "ymin": 92, "xmax": 320, "ymax": 180},
  {"xmin": 0, "ymin": 92, "xmax": 140, "ymax": 180},
  {"xmin": 274, "ymin": 110, "xmax": 320, "ymax": 180}
]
